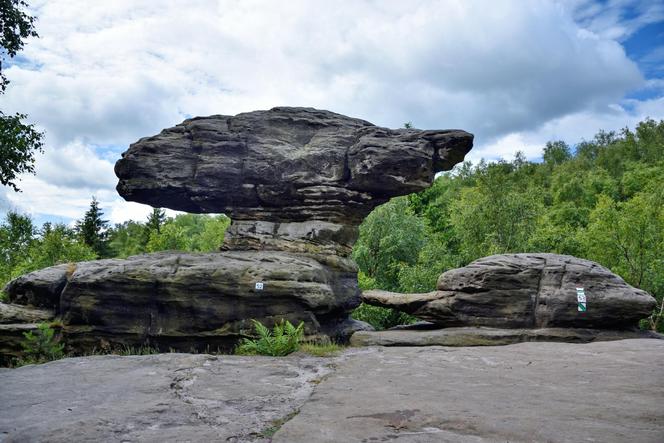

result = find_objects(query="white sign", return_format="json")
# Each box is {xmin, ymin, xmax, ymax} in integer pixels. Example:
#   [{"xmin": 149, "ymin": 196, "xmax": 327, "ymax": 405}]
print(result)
[
  {"xmin": 576, "ymin": 287, "xmax": 586, "ymax": 311},
  {"xmin": 255, "ymin": 282, "xmax": 264, "ymax": 290}
]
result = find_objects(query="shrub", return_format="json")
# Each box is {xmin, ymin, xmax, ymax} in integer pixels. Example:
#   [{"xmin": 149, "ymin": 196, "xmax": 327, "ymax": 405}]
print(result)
[
  {"xmin": 352, "ymin": 303, "xmax": 417, "ymax": 330},
  {"xmin": 236, "ymin": 319, "xmax": 304, "ymax": 356},
  {"xmin": 19, "ymin": 323, "xmax": 64, "ymax": 364}
]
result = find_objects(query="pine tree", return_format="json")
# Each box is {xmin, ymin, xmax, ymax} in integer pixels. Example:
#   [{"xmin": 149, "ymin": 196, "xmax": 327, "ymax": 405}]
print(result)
[
  {"xmin": 145, "ymin": 208, "xmax": 166, "ymax": 234},
  {"xmin": 143, "ymin": 208, "xmax": 166, "ymax": 246},
  {"xmin": 76, "ymin": 197, "xmax": 109, "ymax": 258}
]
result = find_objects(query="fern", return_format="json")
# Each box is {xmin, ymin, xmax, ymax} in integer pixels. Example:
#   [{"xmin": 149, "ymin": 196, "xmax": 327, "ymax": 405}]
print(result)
[{"xmin": 236, "ymin": 319, "xmax": 305, "ymax": 356}]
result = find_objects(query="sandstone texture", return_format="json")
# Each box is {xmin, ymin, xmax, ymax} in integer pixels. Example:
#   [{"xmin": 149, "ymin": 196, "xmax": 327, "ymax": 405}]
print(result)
[
  {"xmin": 115, "ymin": 107, "xmax": 473, "ymax": 224},
  {"xmin": 363, "ymin": 253, "xmax": 656, "ymax": 329},
  {"xmin": 2, "ymin": 339, "xmax": 663, "ymax": 442},
  {"xmin": 116, "ymin": 107, "xmax": 473, "ymax": 255},
  {"xmin": 2, "ymin": 251, "xmax": 360, "ymax": 354},
  {"xmin": 1, "ymin": 108, "xmax": 473, "ymax": 360},
  {"xmin": 350, "ymin": 326, "xmax": 663, "ymax": 347}
]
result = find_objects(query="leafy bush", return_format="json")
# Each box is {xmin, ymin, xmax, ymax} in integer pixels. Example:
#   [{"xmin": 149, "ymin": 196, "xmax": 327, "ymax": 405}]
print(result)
[
  {"xmin": 19, "ymin": 323, "xmax": 64, "ymax": 364},
  {"xmin": 351, "ymin": 303, "xmax": 416, "ymax": 330},
  {"xmin": 236, "ymin": 319, "xmax": 304, "ymax": 356}
]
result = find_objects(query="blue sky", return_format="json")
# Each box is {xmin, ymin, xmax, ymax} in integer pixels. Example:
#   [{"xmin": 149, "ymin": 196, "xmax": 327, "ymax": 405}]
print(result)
[{"xmin": 1, "ymin": 0, "xmax": 663, "ymax": 227}]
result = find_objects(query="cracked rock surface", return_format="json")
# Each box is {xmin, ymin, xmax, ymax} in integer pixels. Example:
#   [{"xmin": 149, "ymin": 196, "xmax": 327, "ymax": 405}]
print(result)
[
  {"xmin": 362, "ymin": 253, "xmax": 656, "ymax": 329},
  {"xmin": 1, "ymin": 339, "xmax": 662, "ymax": 442},
  {"xmin": 115, "ymin": 107, "xmax": 473, "ymax": 224},
  {"xmin": 2, "ymin": 251, "xmax": 361, "ymax": 356},
  {"xmin": 0, "ymin": 352, "xmax": 335, "ymax": 442}
]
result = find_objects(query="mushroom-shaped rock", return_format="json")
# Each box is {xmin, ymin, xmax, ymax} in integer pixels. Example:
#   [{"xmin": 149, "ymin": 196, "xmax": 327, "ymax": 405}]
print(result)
[
  {"xmin": 115, "ymin": 107, "xmax": 473, "ymax": 256},
  {"xmin": 362, "ymin": 253, "xmax": 656, "ymax": 329},
  {"xmin": 115, "ymin": 107, "xmax": 473, "ymax": 225}
]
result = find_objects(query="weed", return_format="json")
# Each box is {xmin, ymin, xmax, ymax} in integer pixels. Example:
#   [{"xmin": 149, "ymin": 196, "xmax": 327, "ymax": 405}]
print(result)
[{"xmin": 299, "ymin": 336, "xmax": 344, "ymax": 357}]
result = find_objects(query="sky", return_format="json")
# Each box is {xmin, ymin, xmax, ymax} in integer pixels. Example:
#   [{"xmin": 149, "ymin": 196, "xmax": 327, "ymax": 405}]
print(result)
[{"xmin": 1, "ymin": 0, "xmax": 663, "ymax": 226}]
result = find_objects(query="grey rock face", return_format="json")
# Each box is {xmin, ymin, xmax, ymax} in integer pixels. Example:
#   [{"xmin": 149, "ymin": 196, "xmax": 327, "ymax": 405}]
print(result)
[
  {"xmin": 2, "ymin": 108, "xmax": 472, "ymax": 360},
  {"xmin": 3, "ymin": 251, "xmax": 360, "ymax": 353},
  {"xmin": 4, "ymin": 263, "xmax": 69, "ymax": 311},
  {"xmin": 362, "ymin": 253, "xmax": 656, "ymax": 329},
  {"xmin": 350, "ymin": 326, "xmax": 663, "ymax": 347},
  {"xmin": 115, "ymin": 107, "xmax": 473, "ymax": 224},
  {"xmin": 0, "ymin": 352, "xmax": 334, "ymax": 442},
  {"xmin": 3, "ymin": 341, "xmax": 663, "ymax": 442}
]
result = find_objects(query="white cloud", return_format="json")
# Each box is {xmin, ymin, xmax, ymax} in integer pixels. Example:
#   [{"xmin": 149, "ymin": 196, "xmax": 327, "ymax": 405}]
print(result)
[
  {"xmin": 470, "ymin": 95, "xmax": 664, "ymax": 163},
  {"xmin": 1, "ymin": 0, "xmax": 662, "ymax": 223}
]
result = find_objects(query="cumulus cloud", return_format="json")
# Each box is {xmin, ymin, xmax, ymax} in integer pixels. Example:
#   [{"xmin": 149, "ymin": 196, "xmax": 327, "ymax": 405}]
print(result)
[{"xmin": 0, "ymin": 0, "xmax": 662, "ymax": 223}]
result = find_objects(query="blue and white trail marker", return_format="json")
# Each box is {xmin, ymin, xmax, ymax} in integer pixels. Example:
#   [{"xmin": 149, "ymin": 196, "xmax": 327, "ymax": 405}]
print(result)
[
  {"xmin": 255, "ymin": 282, "xmax": 264, "ymax": 290},
  {"xmin": 576, "ymin": 287, "xmax": 586, "ymax": 312}
]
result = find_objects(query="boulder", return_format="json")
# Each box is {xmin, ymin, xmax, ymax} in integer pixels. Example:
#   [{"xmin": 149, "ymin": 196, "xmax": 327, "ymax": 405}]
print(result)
[
  {"xmin": 5, "ymin": 251, "xmax": 361, "ymax": 352},
  {"xmin": 4, "ymin": 263, "xmax": 70, "ymax": 311},
  {"xmin": 362, "ymin": 253, "xmax": 656, "ymax": 329},
  {"xmin": 116, "ymin": 107, "xmax": 473, "ymax": 256},
  {"xmin": 1, "ymin": 108, "xmax": 473, "ymax": 359},
  {"xmin": 115, "ymin": 107, "xmax": 473, "ymax": 225}
]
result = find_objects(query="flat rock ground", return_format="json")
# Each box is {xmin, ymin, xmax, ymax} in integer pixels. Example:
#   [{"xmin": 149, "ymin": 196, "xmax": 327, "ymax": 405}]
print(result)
[{"xmin": 1, "ymin": 339, "xmax": 662, "ymax": 443}]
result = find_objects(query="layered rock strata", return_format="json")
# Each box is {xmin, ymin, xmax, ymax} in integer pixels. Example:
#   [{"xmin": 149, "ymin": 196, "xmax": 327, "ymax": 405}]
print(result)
[
  {"xmin": 1, "ymin": 107, "xmax": 473, "ymax": 358},
  {"xmin": 362, "ymin": 253, "xmax": 656, "ymax": 330}
]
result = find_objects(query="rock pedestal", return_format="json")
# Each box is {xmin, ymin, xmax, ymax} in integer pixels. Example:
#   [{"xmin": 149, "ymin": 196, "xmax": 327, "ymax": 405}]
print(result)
[{"xmin": 0, "ymin": 107, "xmax": 473, "ymax": 359}]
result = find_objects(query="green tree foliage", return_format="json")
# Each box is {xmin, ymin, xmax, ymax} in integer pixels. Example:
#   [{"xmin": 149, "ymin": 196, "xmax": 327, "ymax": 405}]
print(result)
[
  {"xmin": 0, "ymin": 211, "xmax": 33, "ymax": 283},
  {"xmin": 352, "ymin": 197, "xmax": 426, "ymax": 291},
  {"xmin": 107, "ymin": 220, "xmax": 146, "ymax": 258},
  {"xmin": 146, "ymin": 213, "xmax": 230, "ymax": 252},
  {"xmin": 353, "ymin": 118, "xmax": 664, "ymax": 331},
  {"xmin": 19, "ymin": 322, "xmax": 64, "ymax": 365},
  {"xmin": 11, "ymin": 223, "xmax": 96, "ymax": 279},
  {"xmin": 75, "ymin": 197, "xmax": 109, "ymax": 257},
  {"xmin": 0, "ymin": 112, "xmax": 44, "ymax": 190},
  {"xmin": 0, "ymin": 0, "xmax": 38, "ymax": 91},
  {"xmin": 0, "ymin": 0, "xmax": 44, "ymax": 191}
]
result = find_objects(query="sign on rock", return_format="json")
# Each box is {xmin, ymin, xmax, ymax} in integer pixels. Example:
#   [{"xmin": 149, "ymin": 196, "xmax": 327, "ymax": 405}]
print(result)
[
  {"xmin": 255, "ymin": 282, "xmax": 264, "ymax": 291},
  {"xmin": 576, "ymin": 287, "xmax": 586, "ymax": 312}
]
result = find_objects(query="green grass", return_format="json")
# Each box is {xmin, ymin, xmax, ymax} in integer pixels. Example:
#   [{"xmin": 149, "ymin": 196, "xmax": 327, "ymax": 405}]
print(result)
[{"xmin": 299, "ymin": 342, "xmax": 344, "ymax": 357}]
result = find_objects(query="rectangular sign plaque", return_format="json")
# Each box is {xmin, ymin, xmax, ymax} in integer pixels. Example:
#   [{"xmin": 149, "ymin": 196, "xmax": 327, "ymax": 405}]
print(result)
[{"xmin": 576, "ymin": 287, "xmax": 586, "ymax": 312}]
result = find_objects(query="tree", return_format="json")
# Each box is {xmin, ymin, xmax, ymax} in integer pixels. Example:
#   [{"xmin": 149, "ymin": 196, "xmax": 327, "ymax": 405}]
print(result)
[
  {"xmin": 11, "ymin": 223, "xmax": 96, "ymax": 281},
  {"xmin": 352, "ymin": 197, "xmax": 426, "ymax": 291},
  {"xmin": 76, "ymin": 197, "xmax": 109, "ymax": 257},
  {"xmin": 107, "ymin": 221, "xmax": 146, "ymax": 258},
  {"xmin": 543, "ymin": 141, "xmax": 571, "ymax": 166},
  {"xmin": 0, "ymin": 0, "xmax": 43, "ymax": 191},
  {"xmin": 0, "ymin": 0, "xmax": 38, "ymax": 92},
  {"xmin": 145, "ymin": 207, "xmax": 165, "ymax": 234},
  {"xmin": 0, "ymin": 210, "xmax": 34, "ymax": 284}
]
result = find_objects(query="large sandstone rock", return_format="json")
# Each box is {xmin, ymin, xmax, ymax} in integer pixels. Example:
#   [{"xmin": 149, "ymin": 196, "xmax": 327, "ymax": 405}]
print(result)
[
  {"xmin": 115, "ymin": 107, "xmax": 473, "ymax": 224},
  {"xmin": 3, "ymin": 251, "xmax": 361, "ymax": 353},
  {"xmin": 362, "ymin": 253, "xmax": 656, "ymax": 329},
  {"xmin": 1, "ymin": 108, "xmax": 473, "ymax": 360},
  {"xmin": 115, "ymin": 107, "xmax": 473, "ymax": 256}
]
